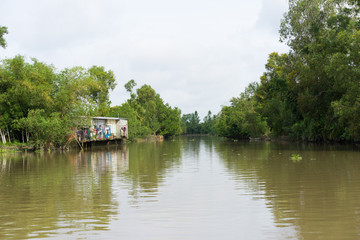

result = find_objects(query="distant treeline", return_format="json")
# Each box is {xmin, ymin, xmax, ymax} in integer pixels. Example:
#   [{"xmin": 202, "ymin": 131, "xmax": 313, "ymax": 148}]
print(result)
[
  {"xmin": 181, "ymin": 111, "xmax": 217, "ymax": 135},
  {"xmin": 215, "ymin": 0, "xmax": 360, "ymax": 142}
]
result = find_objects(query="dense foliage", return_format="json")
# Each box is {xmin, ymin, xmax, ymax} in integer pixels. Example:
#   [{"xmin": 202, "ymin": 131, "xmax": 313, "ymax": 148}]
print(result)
[
  {"xmin": 0, "ymin": 55, "xmax": 115, "ymax": 147},
  {"xmin": 0, "ymin": 26, "xmax": 184, "ymax": 146},
  {"xmin": 181, "ymin": 110, "xmax": 217, "ymax": 135},
  {"xmin": 217, "ymin": 0, "xmax": 360, "ymax": 142},
  {"xmin": 0, "ymin": 55, "xmax": 183, "ymax": 146},
  {"xmin": 272, "ymin": 0, "xmax": 360, "ymax": 141},
  {"xmin": 109, "ymin": 80, "xmax": 182, "ymax": 140},
  {"xmin": 216, "ymin": 84, "xmax": 268, "ymax": 139}
]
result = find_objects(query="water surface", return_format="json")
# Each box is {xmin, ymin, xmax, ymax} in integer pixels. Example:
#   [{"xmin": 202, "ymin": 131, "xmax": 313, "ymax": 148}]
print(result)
[{"xmin": 1, "ymin": 137, "xmax": 360, "ymax": 239}]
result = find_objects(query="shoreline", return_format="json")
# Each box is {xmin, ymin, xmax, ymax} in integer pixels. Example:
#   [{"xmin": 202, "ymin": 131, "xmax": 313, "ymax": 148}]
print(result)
[{"xmin": 2, "ymin": 135, "xmax": 360, "ymax": 152}]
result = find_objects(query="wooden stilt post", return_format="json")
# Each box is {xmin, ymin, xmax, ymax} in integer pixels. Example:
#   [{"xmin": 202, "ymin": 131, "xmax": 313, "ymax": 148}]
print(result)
[{"xmin": 76, "ymin": 139, "xmax": 83, "ymax": 150}]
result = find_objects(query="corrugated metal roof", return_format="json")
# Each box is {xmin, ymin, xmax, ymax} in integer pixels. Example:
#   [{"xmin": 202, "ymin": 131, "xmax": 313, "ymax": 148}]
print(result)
[
  {"xmin": 92, "ymin": 117, "xmax": 120, "ymax": 120},
  {"xmin": 91, "ymin": 117, "xmax": 128, "ymax": 120}
]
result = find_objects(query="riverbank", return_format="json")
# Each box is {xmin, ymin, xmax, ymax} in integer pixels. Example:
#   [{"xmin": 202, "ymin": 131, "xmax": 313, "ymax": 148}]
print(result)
[
  {"xmin": 134, "ymin": 135, "xmax": 164, "ymax": 143},
  {"xmin": 0, "ymin": 143, "xmax": 36, "ymax": 152},
  {"xmin": 0, "ymin": 134, "xmax": 165, "ymax": 152}
]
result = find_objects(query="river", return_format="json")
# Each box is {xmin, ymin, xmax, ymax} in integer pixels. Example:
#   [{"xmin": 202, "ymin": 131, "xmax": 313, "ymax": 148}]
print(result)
[{"xmin": 0, "ymin": 136, "xmax": 360, "ymax": 239}]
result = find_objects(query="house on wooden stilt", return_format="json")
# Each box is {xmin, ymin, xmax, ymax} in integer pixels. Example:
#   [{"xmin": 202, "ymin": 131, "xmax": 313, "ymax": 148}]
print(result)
[{"xmin": 76, "ymin": 117, "xmax": 128, "ymax": 148}]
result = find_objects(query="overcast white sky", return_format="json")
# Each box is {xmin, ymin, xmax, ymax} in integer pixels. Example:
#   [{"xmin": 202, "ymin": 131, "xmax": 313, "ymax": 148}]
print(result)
[{"xmin": 0, "ymin": 0, "xmax": 289, "ymax": 119}]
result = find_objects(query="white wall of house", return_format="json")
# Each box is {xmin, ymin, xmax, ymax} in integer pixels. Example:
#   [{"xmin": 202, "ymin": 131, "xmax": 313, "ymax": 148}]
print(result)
[{"xmin": 91, "ymin": 117, "xmax": 128, "ymax": 139}]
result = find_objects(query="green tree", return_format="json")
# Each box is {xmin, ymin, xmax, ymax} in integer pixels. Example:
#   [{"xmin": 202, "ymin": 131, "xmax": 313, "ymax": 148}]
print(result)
[
  {"xmin": 88, "ymin": 65, "xmax": 116, "ymax": 115},
  {"xmin": 109, "ymin": 80, "xmax": 182, "ymax": 139},
  {"xmin": 159, "ymin": 106, "xmax": 182, "ymax": 137},
  {"xmin": 331, "ymin": 82, "xmax": 360, "ymax": 141},
  {"xmin": 0, "ymin": 26, "xmax": 8, "ymax": 49},
  {"xmin": 109, "ymin": 103, "xmax": 151, "ymax": 140},
  {"xmin": 134, "ymin": 84, "xmax": 161, "ymax": 134},
  {"xmin": 181, "ymin": 111, "xmax": 201, "ymax": 134},
  {"xmin": 201, "ymin": 111, "xmax": 217, "ymax": 135},
  {"xmin": 124, "ymin": 79, "xmax": 137, "ymax": 93},
  {"xmin": 52, "ymin": 65, "xmax": 116, "ymax": 117},
  {"xmin": 256, "ymin": 52, "xmax": 300, "ymax": 137},
  {"xmin": 277, "ymin": 0, "xmax": 360, "ymax": 141},
  {"xmin": 0, "ymin": 56, "xmax": 56, "ymax": 144},
  {"xmin": 0, "ymin": 55, "xmax": 116, "ymax": 147},
  {"xmin": 216, "ymin": 84, "xmax": 268, "ymax": 139},
  {"xmin": 15, "ymin": 109, "xmax": 75, "ymax": 148}
]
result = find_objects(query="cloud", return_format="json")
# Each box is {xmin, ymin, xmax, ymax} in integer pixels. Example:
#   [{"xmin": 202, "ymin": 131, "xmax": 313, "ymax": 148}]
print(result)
[{"xmin": 255, "ymin": 0, "xmax": 289, "ymax": 34}]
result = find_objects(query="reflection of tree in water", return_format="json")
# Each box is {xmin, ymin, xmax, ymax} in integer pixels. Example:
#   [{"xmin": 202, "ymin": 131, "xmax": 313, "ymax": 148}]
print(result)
[
  {"xmin": 183, "ymin": 135, "xmax": 217, "ymax": 156},
  {"xmin": 123, "ymin": 140, "xmax": 182, "ymax": 205},
  {"xmin": 181, "ymin": 136, "xmax": 201, "ymax": 157},
  {"xmin": 216, "ymin": 141, "xmax": 360, "ymax": 239},
  {"xmin": 0, "ymin": 150, "xmax": 118, "ymax": 239},
  {"xmin": 76, "ymin": 145, "xmax": 130, "ymax": 174}
]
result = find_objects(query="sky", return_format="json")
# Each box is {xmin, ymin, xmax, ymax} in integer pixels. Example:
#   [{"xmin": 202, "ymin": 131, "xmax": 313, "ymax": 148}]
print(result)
[{"xmin": 0, "ymin": 0, "xmax": 289, "ymax": 119}]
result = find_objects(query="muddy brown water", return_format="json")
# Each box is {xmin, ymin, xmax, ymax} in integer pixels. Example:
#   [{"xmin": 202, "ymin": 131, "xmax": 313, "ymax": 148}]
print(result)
[{"xmin": 1, "ymin": 137, "xmax": 360, "ymax": 239}]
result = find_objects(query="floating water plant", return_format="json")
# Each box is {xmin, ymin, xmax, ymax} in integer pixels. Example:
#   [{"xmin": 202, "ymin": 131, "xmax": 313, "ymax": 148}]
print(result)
[{"xmin": 290, "ymin": 154, "xmax": 302, "ymax": 162}]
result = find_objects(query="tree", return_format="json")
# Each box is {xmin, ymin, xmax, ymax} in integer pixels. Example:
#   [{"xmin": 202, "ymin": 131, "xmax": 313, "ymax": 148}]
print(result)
[
  {"xmin": 52, "ymin": 65, "xmax": 116, "ymax": 117},
  {"xmin": 15, "ymin": 109, "xmax": 75, "ymax": 148},
  {"xmin": 133, "ymin": 84, "xmax": 160, "ymax": 134},
  {"xmin": 109, "ymin": 103, "xmax": 151, "ymax": 140},
  {"xmin": 124, "ymin": 79, "xmax": 137, "ymax": 93},
  {"xmin": 277, "ymin": 0, "xmax": 360, "ymax": 141},
  {"xmin": 181, "ymin": 111, "xmax": 201, "ymax": 134},
  {"xmin": 256, "ymin": 52, "xmax": 300, "ymax": 137},
  {"xmin": 201, "ymin": 111, "xmax": 217, "ymax": 135},
  {"xmin": 216, "ymin": 84, "xmax": 268, "ymax": 139},
  {"xmin": 331, "ymin": 82, "xmax": 360, "ymax": 141},
  {"xmin": 88, "ymin": 65, "xmax": 116, "ymax": 115},
  {"xmin": 0, "ymin": 26, "xmax": 8, "ymax": 49},
  {"xmin": 0, "ymin": 55, "xmax": 116, "ymax": 147},
  {"xmin": 0, "ymin": 56, "xmax": 56, "ymax": 144},
  {"xmin": 109, "ymin": 81, "xmax": 182, "ymax": 139},
  {"xmin": 159, "ymin": 106, "xmax": 182, "ymax": 137}
]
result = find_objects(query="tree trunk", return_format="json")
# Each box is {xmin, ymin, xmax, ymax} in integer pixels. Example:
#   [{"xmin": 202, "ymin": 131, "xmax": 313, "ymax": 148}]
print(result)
[
  {"xmin": 7, "ymin": 127, "xmax": 11, "ymax": 143},
  {"xmin": 26, "ymin": 129, "xmax": 29, "ymax": 142},
  {"xmin": 0, "ymin": 128, "xmax": 6, "ymax": 145}
]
